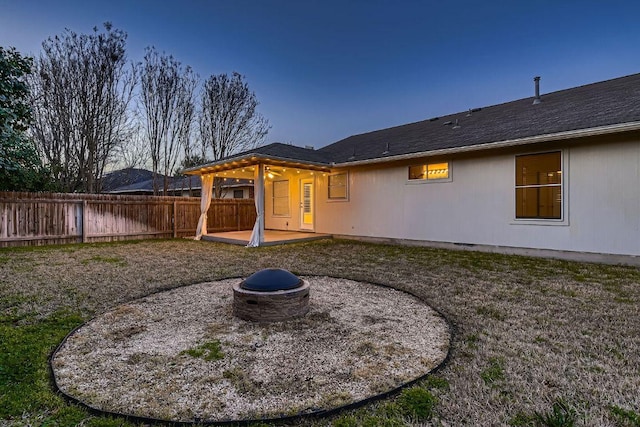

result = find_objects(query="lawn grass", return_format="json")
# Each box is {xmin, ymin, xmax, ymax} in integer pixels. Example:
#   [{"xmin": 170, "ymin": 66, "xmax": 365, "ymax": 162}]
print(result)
[{"xmin": 1, "ymin": 238, "xmax": 639, "ymax": 426}]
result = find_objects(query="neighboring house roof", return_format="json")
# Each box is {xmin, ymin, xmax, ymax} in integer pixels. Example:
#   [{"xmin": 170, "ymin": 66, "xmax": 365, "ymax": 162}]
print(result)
[
  {"xmin": 105, "ymin": 169, "xmax": 253, "ymax": 194},
  {"xmin": 170, "ymin": 176, "xmax": 253, "ymax": 191},
  {"xmin": 168, "ymin": 175, "xmax": 202, "ymax": 192},
  {"xmin": 183, "ymin": 73, "xmax": 640, "ymax": 174},
  {"xmin": 101, "ymin": 168, "xmax": 158, "ymax": 192},
  {"xmin": 107, "ymin": 178, "xmax": 158, "ymax": 194}
]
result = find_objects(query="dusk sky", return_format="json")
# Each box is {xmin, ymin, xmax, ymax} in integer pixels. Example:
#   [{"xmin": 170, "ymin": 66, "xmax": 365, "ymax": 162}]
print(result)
[{"xmin": 1, "ymin": 0, "xmax": 640, "ymax": 149}]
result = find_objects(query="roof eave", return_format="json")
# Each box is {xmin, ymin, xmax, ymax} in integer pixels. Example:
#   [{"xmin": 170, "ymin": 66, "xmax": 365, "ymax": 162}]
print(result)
[
  {"xmin": 331, "ymin": 122, "xmax": 640, "ymax": 168},
  {"xmin": 181, "ymin": 153, "xmax": 332, "ymax": 175}
]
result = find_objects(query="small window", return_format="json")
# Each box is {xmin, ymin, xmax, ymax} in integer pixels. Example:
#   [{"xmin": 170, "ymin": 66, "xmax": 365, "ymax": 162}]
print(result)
[
  {"xmin": 408, "ymin": 162, "xmax": 450, "ymax": 181},
  {"xmin": 328, "ymin": 172, "xmax": 348, "ymax": 200},
  {"xmin": 515, "ymin": 151, "xmax": 562, "ymax": 219},
  {"xmin": 272, "ymin": 180, "xmax": 289, "ymax": 216},
  {"xmin": 233, "ymin": 189, "xmax": 244, "ymax": 199}
]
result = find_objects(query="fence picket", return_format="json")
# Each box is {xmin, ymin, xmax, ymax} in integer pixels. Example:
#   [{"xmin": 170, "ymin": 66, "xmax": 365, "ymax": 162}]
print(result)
[{"xmin": 0, "ymin": 192, "xmax": 256, "ymax": 247}]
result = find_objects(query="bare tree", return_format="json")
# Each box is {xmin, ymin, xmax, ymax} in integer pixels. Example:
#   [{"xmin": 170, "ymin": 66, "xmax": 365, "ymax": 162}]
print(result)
[
  {"xmin": 199, "ymin": 72, "xmax": 269, "ymax": 198},
  {"xmin": 114, "ymin": 122, "xmax": 151, "ymax": 170},
  {"xmin": 29, "ymin": 23, "xmax": 136, "ymax": 193},
  {"xmin": 140, "ymin": 47, "xmax": 197, "ymax": 195}
]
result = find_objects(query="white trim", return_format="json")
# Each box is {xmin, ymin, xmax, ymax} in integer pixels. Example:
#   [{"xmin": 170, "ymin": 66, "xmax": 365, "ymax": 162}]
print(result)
[
  {"xmin": 182, "ymin": 153, "xmax": 331, "ymax": 175},
  {"xmin": 332, "ymin": 122, "xmax": 640, "ymax": 168},
  {"xmin": 327, "ymin": 171, "xmax": 349, "ymax": 201},
  {"xmin": 511, "ymin": 149, "xmax": 569, "ymax": 226},
  {"xmin": 182, "ymin": 122, "xmax": 640, "ymax": 174}
]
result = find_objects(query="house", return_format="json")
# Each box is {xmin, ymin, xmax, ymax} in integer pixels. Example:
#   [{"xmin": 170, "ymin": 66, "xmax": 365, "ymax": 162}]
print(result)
[
  {"xmin": 182, "ymin": 73, "xmax": 640, "ymax": 263},
  {"xmin": 100, "ymin": 167, "xmax": 156, "ymax": 193},
  {"xmin": 102, "ymin": 168, "xmax": 254, "ymax": 198}
]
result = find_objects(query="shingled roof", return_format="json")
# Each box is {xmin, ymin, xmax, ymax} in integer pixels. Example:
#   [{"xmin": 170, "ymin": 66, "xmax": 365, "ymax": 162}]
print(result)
[
  {"xmin": 234, "ymin": 142, "xmax": 334, "ymax": 164},
  {"xmin": 184, "ymin": 73, "xmax": 640, "ymax": 173},
  {"xmin": 101, "ymin": 168, "xmax": 157, "ymax": 192},
  {"xmin": 181, "ymin": 142, "xmax": 333, "ymax": 174},
  {"xmin": 319, "ymin": 73, "xmax": 640, "ymax": 164}
]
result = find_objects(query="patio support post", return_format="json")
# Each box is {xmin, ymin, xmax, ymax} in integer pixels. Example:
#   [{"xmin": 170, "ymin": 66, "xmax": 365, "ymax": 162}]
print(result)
[
  {"xmin": 195, "ymin": 174, "xmax": 214, "ymax": 240},
  {"xmin": 247, "ymin": 164, "xmax": 265, "ymax": 247}
]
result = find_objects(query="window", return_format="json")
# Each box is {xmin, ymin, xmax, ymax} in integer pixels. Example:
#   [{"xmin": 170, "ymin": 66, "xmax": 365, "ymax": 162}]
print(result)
[
  {"xmin": 272, "ymin": 180, "xmax": 289, "ymax": 216},
  {"xmin": 408, "ymin": 162, "xmax": 450, "ymax": 181},
  {"xmin": 328, "ymin": 172, "xmax": 348, "ymax": 200},
  {"xmin": 233, "ymin": 189, "xmax": 244, "ymax": 199},
  {"xmin": 515, "ymin": 151, "xmax": 562, "ymax": 219}
]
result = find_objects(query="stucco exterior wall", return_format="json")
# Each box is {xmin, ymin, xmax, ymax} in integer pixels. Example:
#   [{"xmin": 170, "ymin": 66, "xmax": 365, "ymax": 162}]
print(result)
[{"xmin": 310, "ymin": 136, "xmax": 640, "ymax": 256}]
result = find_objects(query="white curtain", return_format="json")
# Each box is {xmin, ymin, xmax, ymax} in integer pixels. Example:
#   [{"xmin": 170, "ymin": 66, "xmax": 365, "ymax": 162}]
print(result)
[
  {"xmin": 247, "ymin": 165, "xmax": 264, "ymax": 247},
  {"xmin": 195, "ymin": 174, "xmax": 214, "ymax": 240}
]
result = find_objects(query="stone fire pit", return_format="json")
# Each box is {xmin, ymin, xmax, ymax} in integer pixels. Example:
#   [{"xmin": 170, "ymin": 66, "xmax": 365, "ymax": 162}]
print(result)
[{"xmin": 233, "ymin": 268, "xmax": 310, "ymax": 322}]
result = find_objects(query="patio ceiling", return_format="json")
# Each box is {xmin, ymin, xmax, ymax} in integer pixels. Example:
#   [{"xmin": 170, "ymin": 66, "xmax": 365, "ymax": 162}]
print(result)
[{"xmin": 182, "ymin": 154, "xmax": 332, "ymax": 177}]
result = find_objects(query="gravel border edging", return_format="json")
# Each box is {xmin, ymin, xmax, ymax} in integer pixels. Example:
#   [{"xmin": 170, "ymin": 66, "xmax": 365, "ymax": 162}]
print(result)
[{"xmin": 49, "ymin": 275, "xmax": 455, "ymax": 426}]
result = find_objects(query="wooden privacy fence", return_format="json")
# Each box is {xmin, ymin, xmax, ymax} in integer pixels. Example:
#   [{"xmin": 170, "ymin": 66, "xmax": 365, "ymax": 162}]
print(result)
[{"xmin": 0, "ymin": 192, "xmax": 256, "ymax": 247}]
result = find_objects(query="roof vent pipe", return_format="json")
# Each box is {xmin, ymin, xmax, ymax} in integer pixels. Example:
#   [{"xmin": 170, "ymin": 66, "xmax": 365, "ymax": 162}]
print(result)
[{"xmin": 533, "ymin": 76, "xmax": 542, "ymax": 104}]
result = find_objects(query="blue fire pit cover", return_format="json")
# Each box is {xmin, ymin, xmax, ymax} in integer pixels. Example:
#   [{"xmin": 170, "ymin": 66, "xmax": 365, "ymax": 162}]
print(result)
[{"xmin": 240, "ymin": 268, "xmax": 303, "ymax": 292}]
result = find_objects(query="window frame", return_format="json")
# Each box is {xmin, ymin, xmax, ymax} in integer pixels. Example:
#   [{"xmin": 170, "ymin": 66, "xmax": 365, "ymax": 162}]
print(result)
[
  {"xmin": 406, "ymin": 161, "xmax": 452, "ymax": 184},
  {"xmin": 327, "ymin": 171, "xmax": 349, "ymax": 201},
  {"xmin": 512, "ymin": 149, "xmax": 569, "ymax": 225},
  {"xmin": 272, "ymin": 179, "xmax": 290, "ymax": 217}
]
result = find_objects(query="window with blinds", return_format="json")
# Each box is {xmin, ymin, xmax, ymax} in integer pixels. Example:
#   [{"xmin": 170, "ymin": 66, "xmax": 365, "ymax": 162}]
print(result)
[
  {"xmin": 515, "ymin": 151, "xmax": 562, "ymax": 219},
  {"xmin": 272, "ymin": 180, "xmax": 289, "ymax": 216}
]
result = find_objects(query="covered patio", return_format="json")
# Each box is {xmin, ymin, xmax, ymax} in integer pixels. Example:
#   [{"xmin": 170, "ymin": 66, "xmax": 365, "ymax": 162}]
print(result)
[
  {"xmin": 181, "ymin": 144, "xmax": 333, "ymax": 247},
  {"xmin": 202, "ymin": 230, "xmax": 332, "ymax": 246}
]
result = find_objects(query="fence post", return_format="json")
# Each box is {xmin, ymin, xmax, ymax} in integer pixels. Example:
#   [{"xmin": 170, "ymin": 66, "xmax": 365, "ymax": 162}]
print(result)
[
  {"xmin": 236, "ymin": 201, "xmax": 240, "ymax": 231},
  {"xmin": 81, "ymin": 200, "xmax": 88, "ymax": 243},
  {"xmin": 173, "ymin": 200, "xmax": 178, "ymax": 238}
]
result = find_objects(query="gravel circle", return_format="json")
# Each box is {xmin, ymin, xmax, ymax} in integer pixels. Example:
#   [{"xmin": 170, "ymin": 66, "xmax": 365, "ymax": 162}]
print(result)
[{"xmin": 51, "ymin": 277, "xmax": 450, "ymax": 423}]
